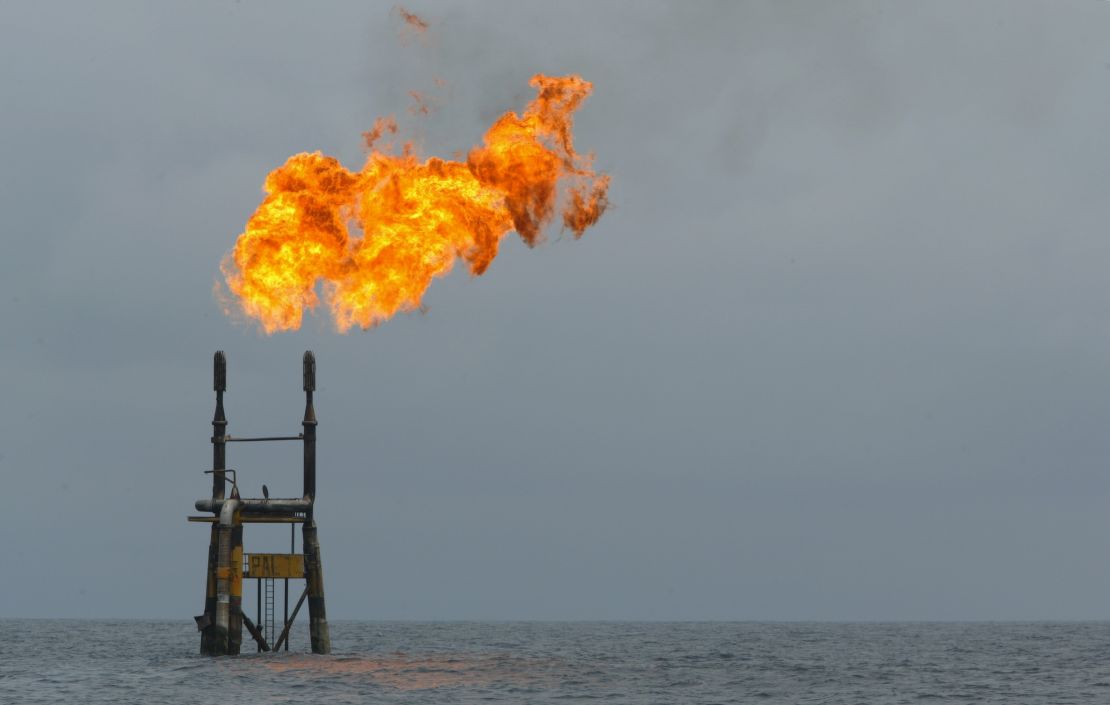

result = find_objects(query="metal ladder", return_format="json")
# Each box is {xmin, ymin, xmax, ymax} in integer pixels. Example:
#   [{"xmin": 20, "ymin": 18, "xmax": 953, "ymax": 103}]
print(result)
[{"xmin": 263, "ymin": 578, "xmax": 276, "ymax": 645}]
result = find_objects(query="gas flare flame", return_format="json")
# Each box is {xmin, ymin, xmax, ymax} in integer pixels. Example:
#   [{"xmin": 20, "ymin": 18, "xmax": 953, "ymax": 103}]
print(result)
[
  {"xmin": 395, "ymin": 6, "xmax": 430, "ymax": 35},
  {"xmin": 221, "ymin": 74, "xmax": 609, "ymax": 334}
]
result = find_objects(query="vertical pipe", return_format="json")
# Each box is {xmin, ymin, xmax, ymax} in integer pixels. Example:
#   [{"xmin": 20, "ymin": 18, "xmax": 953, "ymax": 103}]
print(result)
[
  {"xmin": 303, "ymin": 520, "xmax": 331, "ymax": 654},
  {"xmin": 257, "ymin": 577, "xmax": 262, "ymax": 652},
  {"xmin": 213, "ymin": 351, "xmax": 227, "ymax": 500},
  {"xmin": 301, "ymin": 351, "xmax": 329, "ymax": 653},
  {"xmin": 200, "ymin": 525, "xmax": 218, "ymax": 655},
  {"xmin": 229, "ymin": 520, "xmax": 244, "ymax": 655},
  {"xmin": 285, "ymin": 524, "xmax": 292, "ymax": 651},
  {"xmin": 214, "ymin": 523, "xmax": 232, "ymax": 652},
  {"xmin": 302, "ymin": 351, "xmax": 316, "ymax": 518},
  {"xmin": 201, "ymin": 351, "xmax": 227, "ymax": 655},
  {"xmin": 213, "ymin": 497, "xmax": 240, "ymax": 655}
]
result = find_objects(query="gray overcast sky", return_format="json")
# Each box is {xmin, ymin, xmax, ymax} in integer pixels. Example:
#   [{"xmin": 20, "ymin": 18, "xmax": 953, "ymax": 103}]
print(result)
[{"xmin": 4, "ymin": 0, "xmax": 1110, "ymax": 621}]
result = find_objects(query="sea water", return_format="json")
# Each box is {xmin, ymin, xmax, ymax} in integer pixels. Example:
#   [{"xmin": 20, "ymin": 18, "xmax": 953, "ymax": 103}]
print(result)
[{"xmin": 3, "ymin": 620, "xmax": 1109, "ymax": 703}]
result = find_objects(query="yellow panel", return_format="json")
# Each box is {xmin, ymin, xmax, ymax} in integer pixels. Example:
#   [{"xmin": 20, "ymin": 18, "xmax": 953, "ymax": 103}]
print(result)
[{"xmin": 245, "ymin": 553, "xmax": 304, "ymax": 579}]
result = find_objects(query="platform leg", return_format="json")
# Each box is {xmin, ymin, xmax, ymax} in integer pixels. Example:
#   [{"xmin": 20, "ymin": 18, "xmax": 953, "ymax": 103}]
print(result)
[
  {"xmin": 303, "ymin": 520, "xmax": 331, "ymax": 654},
  {"xmin": 199, "ymin": 525, "xmax": 219, "ymax": 654},
  {"xmin": 228, "ymin": 523, "xmax": 244, "ymax": 655}
]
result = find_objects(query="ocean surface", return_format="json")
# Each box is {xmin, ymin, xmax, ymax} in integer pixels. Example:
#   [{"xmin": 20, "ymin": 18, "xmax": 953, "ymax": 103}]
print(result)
[{"xmin": 3, "ymin": 620, "xmax": 1110, "ymax": 703}]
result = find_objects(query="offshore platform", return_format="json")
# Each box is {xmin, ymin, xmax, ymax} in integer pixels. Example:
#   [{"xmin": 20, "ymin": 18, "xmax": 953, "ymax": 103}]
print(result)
[{"xmin": 189, "ymin": 351, "xmax": 331, "ymax": 655}]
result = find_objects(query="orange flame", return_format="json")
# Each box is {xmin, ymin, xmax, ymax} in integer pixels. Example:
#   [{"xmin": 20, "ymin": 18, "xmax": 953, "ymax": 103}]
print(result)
[
  {"xmin": 362, "ymin": 116, "xmax": 398, "ymax": 149},
  {"xmin": 221, "ymin": 75, "xmax": 609, "ymax": 334},
  {"xmin": 408, "ymin": 90, "xmax": 433, "ymax": 116},
  {"xmin": 396, "ymin": 6, "xmax": 429, "ymax": 33},
  {"xmin": 395, "ymin": 6, "xmax": 430, "ymax": 44}
]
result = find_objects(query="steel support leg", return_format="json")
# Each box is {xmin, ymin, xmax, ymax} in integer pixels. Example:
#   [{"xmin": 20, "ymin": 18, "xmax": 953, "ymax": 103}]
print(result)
[{"xmin": 302, "ymin": 520, "xmax": 331, "ymax": 654}]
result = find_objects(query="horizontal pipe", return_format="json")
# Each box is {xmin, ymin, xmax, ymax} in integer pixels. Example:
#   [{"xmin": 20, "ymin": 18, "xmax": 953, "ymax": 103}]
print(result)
[
  {"xmin": 188, "ymin": 515, "xmax": 306, "ymax": 524},
  {"xmin": 219, "ymin": 435, "xmax": 304, "ymax": 443},
  {"xmin": 197, "ymin": 497, "xmax": 312, "ymax": 515}
]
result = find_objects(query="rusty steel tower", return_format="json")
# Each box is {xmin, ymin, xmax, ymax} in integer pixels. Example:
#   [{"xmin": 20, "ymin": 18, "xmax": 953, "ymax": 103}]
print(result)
[{"xmin": 190, "ymin": 351, "xmax": 331, "ymax": 655}]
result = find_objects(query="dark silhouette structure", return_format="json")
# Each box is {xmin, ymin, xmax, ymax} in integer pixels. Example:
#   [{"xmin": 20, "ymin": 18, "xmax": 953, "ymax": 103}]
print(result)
[{"xmin": 191, "ymin": 351, "xmax": 331, "ymax": 655}]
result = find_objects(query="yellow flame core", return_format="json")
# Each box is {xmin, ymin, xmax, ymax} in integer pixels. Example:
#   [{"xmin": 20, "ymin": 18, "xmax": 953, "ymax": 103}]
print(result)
[{"xmin": 221, "ymin": 74, "xmax": 609, "ymax": 334}]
